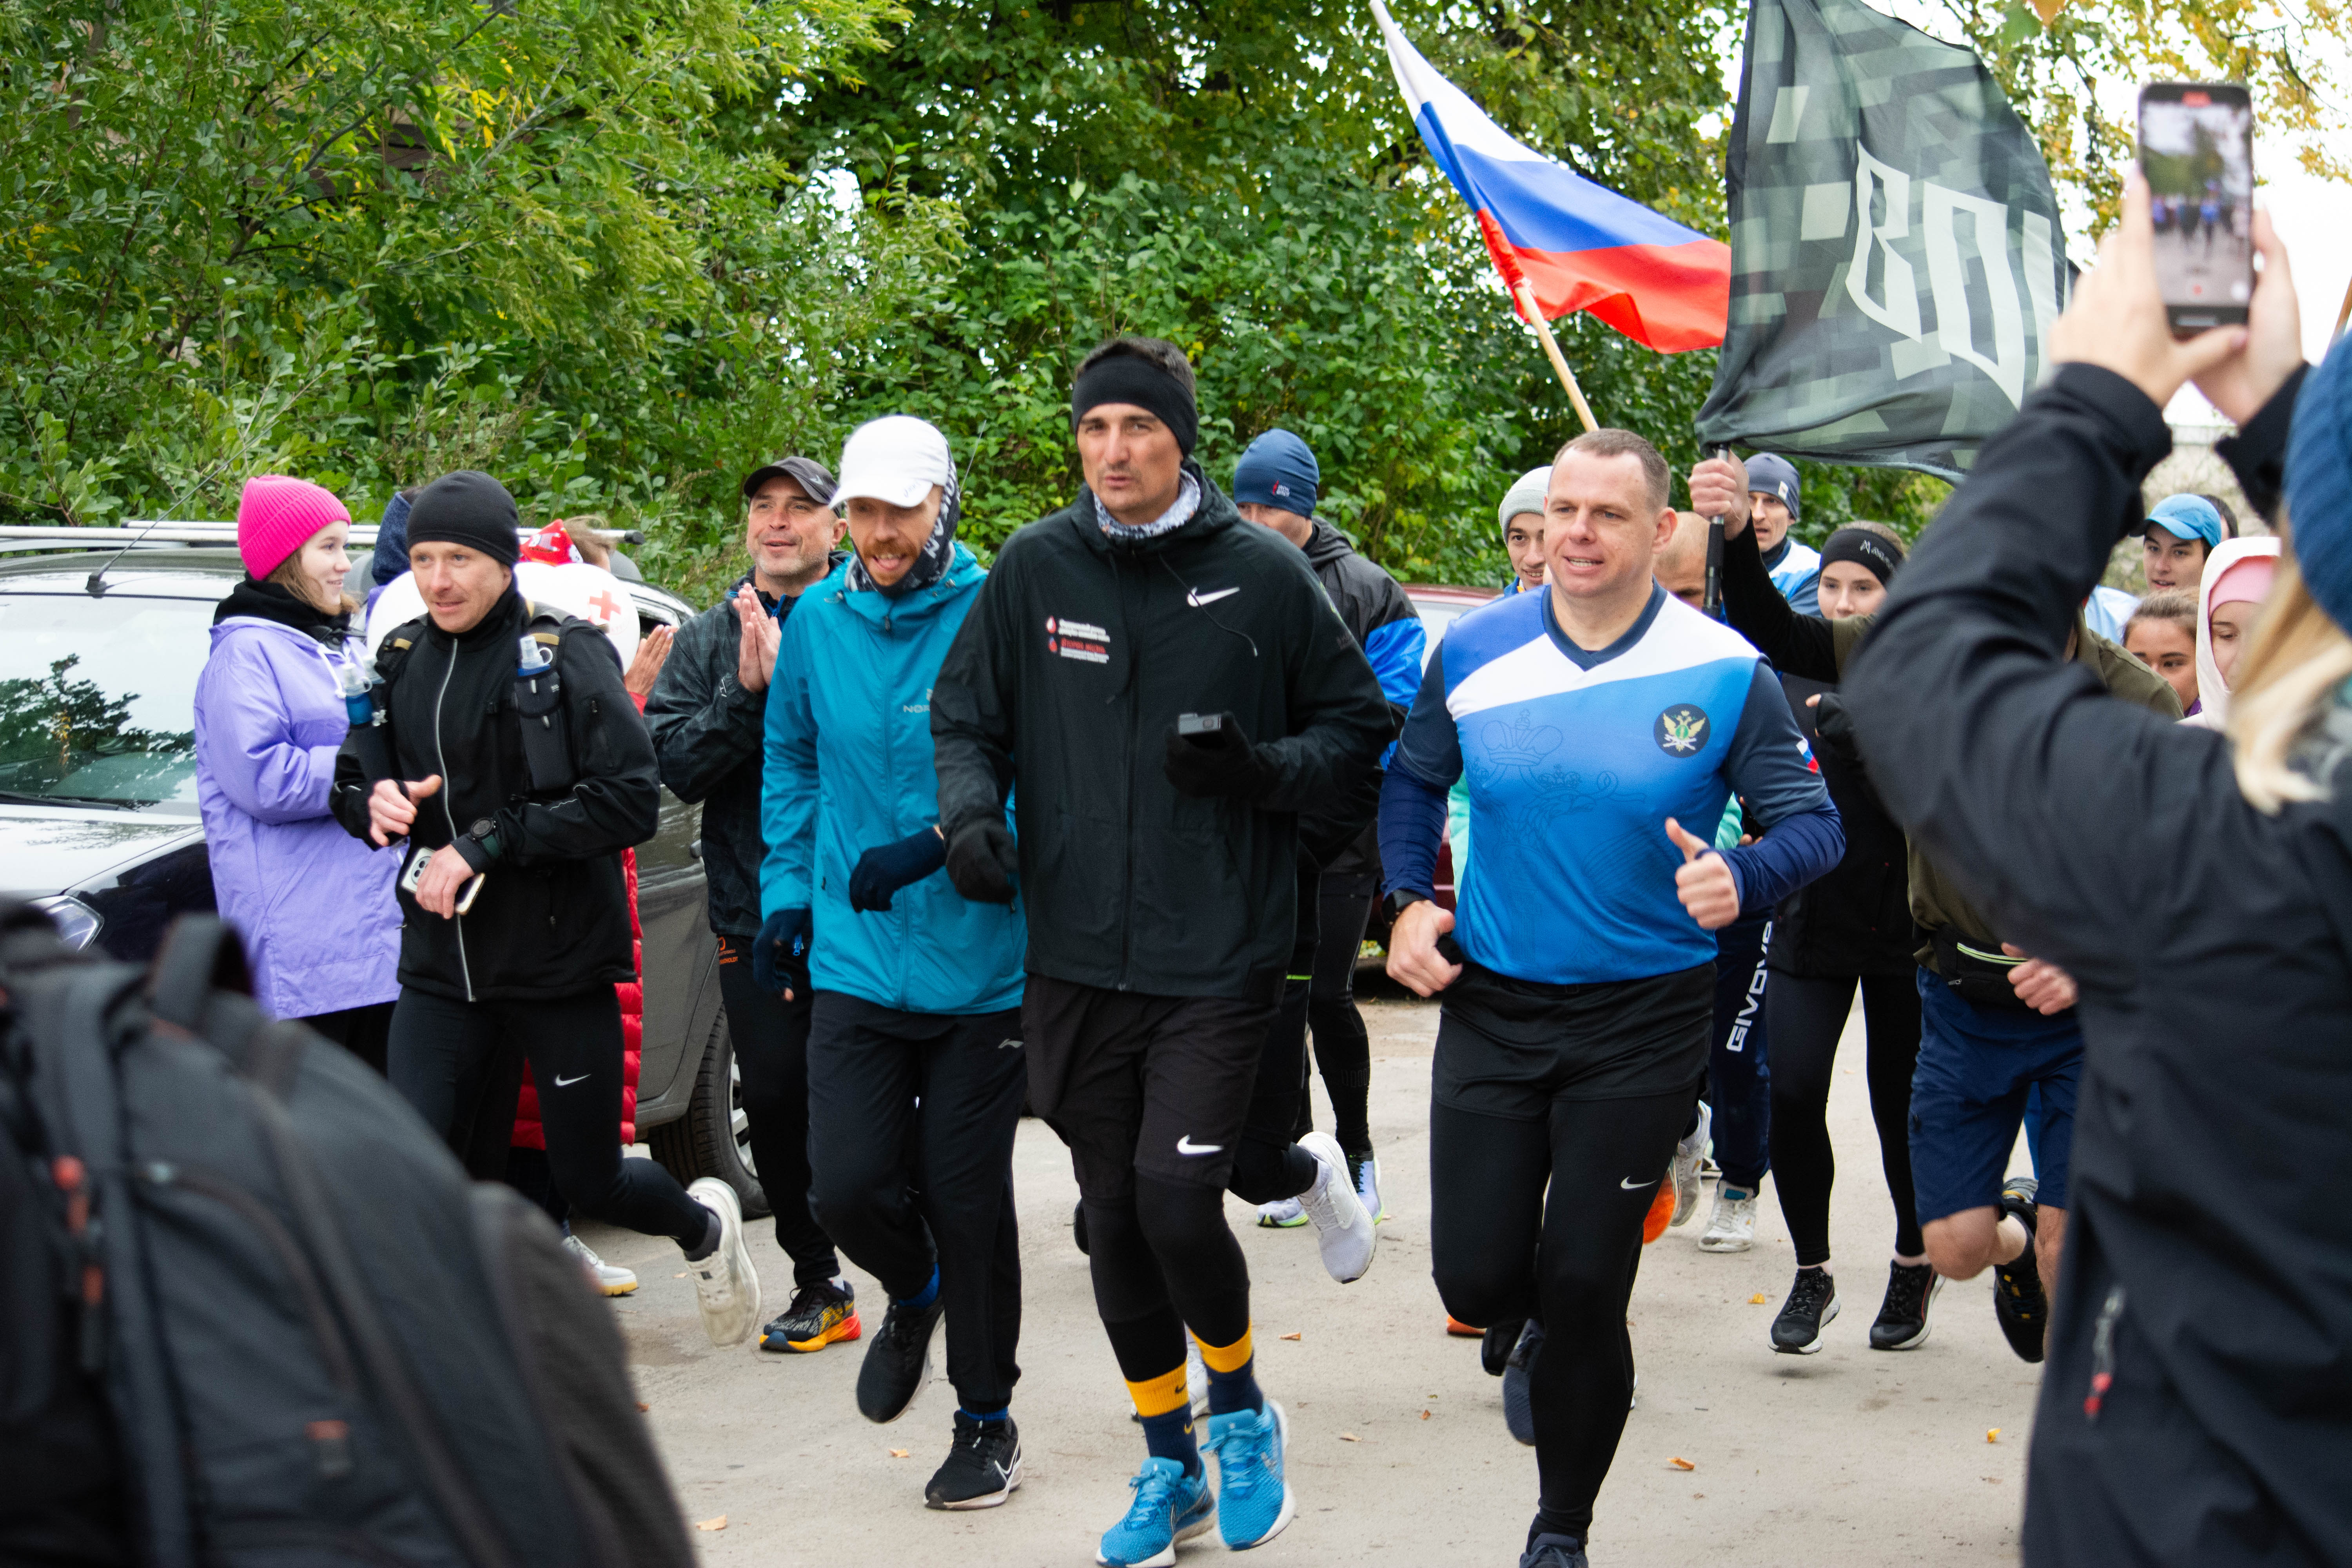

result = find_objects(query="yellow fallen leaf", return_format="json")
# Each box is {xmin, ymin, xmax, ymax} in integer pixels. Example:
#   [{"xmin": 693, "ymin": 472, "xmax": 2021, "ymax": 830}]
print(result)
[
  {"xmin": 1749, "ymin": 1293, "xmax": 1768, "ymax": 1305},
  {"xmin": 695, "ymin": 1516, "xmax": 727, "ymax": 1532},
  {"xmin": 1280, "ymin": 1332, "xmax": 1301, "ymax": 1341},
  {"xmin": 1668, "ymin": 1457, "xmax": 1696, "ymax": 1472},
  {"xmin": 1986, "ymin": 1428, "xmax": 2000, "ymax": 1443},
  {"xmin": 889, "ymin": 1448, "xmax": 910, "ymax": 1458},
  {"xmin": 1419, "ymin": 1409, "xmax": 1431, "ymax": 1421},
  {"xmin": 1339, "ymin": 1432, "xmax": 1360, "ymax": 1442}
]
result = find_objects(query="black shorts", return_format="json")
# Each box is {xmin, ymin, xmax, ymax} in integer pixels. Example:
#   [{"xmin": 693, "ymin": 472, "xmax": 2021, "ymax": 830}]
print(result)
[
  {"xmin": 1434, "ymin": 960, "xmax": 1713, "ymax": 1119},
  {"xmin": 1022, "ymin": 974, "xmax": 1276, "ymax": 1198}
]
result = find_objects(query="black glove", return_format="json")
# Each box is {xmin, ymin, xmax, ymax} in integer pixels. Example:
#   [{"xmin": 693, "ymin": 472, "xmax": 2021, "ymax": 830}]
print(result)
[
  {"xmin": 849, "ymin": 827, "xmax": 949, "ymax": 913},
  {"xmin": 1162, "ymin": 711, "xmax": 1269, "ymax": 799},
  {"xmin": 753, "ymin": 907, "xmax": 812, "ymax": 995},
  {"xmin": 1811, "ymin": 693, "xmax": 1866, "ymax": 774},
  {"xmin": 945, "ymin": 819, "xmax": 1019, "ymax": 905}
]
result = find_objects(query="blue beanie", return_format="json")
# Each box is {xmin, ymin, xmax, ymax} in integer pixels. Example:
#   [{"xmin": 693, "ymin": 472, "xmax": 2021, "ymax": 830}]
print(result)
[
  {"xmin": 2288, "ymin": 338, "xmax": 2352, "ymax": 632},
  {"xmin": 1233, "ymin": 429, "xmax": 1320, "ymax": 519}
]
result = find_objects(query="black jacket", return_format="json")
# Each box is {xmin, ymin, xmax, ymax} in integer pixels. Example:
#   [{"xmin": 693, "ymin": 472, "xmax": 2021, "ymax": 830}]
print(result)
[
  {"xmin": 643, "ymin": 565, "xmax": 839, "ymax": 938},
  {"xmin": 331, "ymin": 590, "xmax": 660, "ymax": 1002},
  {"xmin": 1298, "ymin": 521, "xmax": 1420, "ymax": 886},
  {"xmin": 931, "ymin": 470, "xmax": 1393, "ymax": 1001},
  {"xmin": 1844, "ymin": 362, "xmax": 2351, "ymax": 1563}
]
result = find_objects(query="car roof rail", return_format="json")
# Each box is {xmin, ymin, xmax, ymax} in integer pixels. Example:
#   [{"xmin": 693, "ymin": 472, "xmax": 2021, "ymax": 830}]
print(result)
[{"xmin": 0, "ymin": 522, "xmax": 383, "ymax": 554}]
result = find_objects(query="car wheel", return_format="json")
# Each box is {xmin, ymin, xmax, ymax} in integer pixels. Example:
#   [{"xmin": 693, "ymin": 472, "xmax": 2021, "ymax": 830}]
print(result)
[{"xmin": 647, "ymin": 1013, "xmax": 769, "ymax": 1219}]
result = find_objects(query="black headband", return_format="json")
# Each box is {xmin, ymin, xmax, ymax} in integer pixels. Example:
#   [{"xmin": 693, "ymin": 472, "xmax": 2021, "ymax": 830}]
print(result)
[
  {"xmin": 1819, "ymin": 526, "xmax": 1902, "ymax": 588},
  {"xmin": 1071, "ymin": 353, "xmax": 1198, "ymax": 455}
]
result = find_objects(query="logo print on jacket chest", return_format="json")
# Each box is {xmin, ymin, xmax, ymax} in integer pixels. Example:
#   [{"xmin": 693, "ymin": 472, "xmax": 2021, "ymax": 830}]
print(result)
[
  {"xmin": 1046, "ymin": 616, "xmax": 1110, "ymax": 664},
  {"xmin": 1654, "ymin": 704, "xmax": 1709, "ymax": 755}
]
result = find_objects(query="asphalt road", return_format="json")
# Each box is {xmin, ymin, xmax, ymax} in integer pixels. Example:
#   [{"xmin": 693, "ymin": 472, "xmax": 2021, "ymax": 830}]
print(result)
[{"xmin": 584, "ymin": 985, "xmax": 2042, "ymax": 1566}]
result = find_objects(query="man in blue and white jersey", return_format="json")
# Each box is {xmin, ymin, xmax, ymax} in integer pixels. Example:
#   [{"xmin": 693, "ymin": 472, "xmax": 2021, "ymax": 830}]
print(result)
[{"xmin": 1377, "ymin": 429, "xmax": 1843, "ymax": 1568}]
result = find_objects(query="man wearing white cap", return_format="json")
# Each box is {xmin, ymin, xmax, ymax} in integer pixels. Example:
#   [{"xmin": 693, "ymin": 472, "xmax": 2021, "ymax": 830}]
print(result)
[{"xmin": 755, "ymin": 414, "xmax": 1032, "ymax": 1513}]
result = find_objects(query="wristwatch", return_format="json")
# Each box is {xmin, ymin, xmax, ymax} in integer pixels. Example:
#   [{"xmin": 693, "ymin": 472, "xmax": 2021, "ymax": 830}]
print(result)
[
  {"xmin": 458, "ymin": 816, "xmax": 501, "ymax": 868},
  {"xmin": 1382, "ymin": 888, "xmax": 1430, "ymax": 924}
]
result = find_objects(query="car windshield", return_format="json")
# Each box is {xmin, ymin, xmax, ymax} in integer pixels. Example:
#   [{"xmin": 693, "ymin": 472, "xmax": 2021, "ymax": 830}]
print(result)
[{"xmin": 0, "ymin": 593, "xmax": 210, "ymax": 810}]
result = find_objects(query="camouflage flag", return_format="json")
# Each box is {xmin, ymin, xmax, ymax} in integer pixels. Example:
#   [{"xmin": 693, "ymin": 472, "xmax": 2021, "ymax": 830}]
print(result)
[{"xmin": 1695, "ymin": 0, "xmax": 2069, "ymax": 479}]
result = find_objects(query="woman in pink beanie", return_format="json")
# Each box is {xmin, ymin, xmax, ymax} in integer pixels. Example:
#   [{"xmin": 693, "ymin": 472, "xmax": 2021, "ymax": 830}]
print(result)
[{"xmin": 191, "ymin": 475, "xmax": 403, "ymax": 1066}]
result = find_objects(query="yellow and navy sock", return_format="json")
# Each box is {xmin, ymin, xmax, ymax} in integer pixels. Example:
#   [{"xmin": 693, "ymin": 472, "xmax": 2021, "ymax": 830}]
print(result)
[
  {"xmin": 896, "ymin": 1264, "xmax": 940, "ymax": 1312},
  {"xmin": 1195, "ymin": 1327, "xmax": 1263, "ymax": 1417},
  {"xmin": 1125, "ymin": 1365, "xmax": 1201, "ymax": 1477}
]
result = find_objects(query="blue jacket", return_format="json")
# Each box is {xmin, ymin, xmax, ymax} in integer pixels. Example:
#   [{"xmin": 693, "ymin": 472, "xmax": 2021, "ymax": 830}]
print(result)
[{"xmin": 759, "ymin": 546, "xmax": 1025, "ymax": 1014}]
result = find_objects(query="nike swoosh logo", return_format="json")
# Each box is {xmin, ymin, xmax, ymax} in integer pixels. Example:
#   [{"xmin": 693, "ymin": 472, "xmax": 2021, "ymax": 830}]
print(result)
[
  {"xmin": 1620, "ymin": 1176, "xmax": 1659, "ymax": 1189},
  {"xmin": 1186, "ymin": 587, "xmax": 1240, "ymax": 607},
  {"xmin": 1176, "ymin": 1136, "xmax": 1224, "ymax": 1156},
  {"xmin": 554, "ymin": 1073, "xmax": 590, "ymax": 1087}
]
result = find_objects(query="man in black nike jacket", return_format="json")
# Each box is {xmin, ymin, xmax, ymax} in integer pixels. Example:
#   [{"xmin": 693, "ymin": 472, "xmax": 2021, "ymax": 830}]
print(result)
[
  {"xmin": 331, "ymin": 469, "xmax": 762, "ymax": 1351},
  {"xmin": 930, "ymin": 337, "xmax": 1390, "ymax": 1560}
]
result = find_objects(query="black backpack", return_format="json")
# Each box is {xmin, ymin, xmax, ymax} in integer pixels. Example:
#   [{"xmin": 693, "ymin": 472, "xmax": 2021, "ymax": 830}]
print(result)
[{"xmin": 0, "ymin": 908, "xmax": 692, "ymax": 1568}]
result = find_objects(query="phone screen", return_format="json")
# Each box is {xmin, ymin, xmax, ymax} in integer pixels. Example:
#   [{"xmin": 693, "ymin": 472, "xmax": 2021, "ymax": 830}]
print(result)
[{"xmin": 2138, "ymin": 83, "xmax": 2254, "ymax": 328}]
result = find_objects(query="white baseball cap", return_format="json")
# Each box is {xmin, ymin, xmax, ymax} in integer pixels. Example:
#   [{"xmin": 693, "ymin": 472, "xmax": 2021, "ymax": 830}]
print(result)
[{"xmin": 833, "ymin": 415, "xmax": 954, "ymax": 510}]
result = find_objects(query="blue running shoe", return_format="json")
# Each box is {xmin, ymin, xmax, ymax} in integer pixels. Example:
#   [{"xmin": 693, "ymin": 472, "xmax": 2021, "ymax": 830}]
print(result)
[
  {"xmin": 1204, "ymin": 1399, "xmax": 1295, "ymax": 1550},
  {"xmin": 1096, "ymin": 1455, "xmax": 1213, "ymax": 1568}
]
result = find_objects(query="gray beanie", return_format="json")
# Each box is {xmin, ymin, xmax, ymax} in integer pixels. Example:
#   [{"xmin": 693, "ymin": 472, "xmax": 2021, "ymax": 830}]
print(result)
[{"xmin": 1498, "ymin": 466, "xmax": 1551, "ymax": 537}]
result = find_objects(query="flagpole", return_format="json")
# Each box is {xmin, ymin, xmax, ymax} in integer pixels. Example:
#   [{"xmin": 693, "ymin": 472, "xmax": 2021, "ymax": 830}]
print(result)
[{"xmin": 1514, "ymin": 283, "xmax": 1599, "ymax": 433}]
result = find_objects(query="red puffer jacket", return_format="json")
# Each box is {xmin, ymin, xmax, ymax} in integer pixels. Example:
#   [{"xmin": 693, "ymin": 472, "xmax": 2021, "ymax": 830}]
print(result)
[{"xmin": 512, "ymin": 695, "xmax": 647, "ymax": 1152}]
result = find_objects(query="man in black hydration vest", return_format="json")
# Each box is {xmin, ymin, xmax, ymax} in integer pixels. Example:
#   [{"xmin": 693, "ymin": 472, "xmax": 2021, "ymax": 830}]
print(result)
[
  {"xmin": 930, "ymin": 338, "xmax": 1392, "ymax": 1565},
  {"xmin": 331, "ymin": 470, "xmax": 760, "ymax": 1350}
]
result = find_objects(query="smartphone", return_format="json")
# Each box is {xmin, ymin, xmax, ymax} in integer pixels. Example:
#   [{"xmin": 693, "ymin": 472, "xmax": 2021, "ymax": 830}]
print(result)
[
  {"xmin": 399, "ymin": 845, "xmax": 487, "ymax": 915},
  {"xmin": 1176, "ymin": 712, "xmax": 1223, "ymax": 737},
  {"xmin": 2138, "ymin": 82, "xmax": 2254, "ymax": 331}
]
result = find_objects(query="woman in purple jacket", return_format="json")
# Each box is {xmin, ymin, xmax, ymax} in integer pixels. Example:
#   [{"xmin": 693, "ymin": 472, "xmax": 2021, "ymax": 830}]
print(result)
[{"xmin": 193, "ymin": 476, "xmax": 402, "ymax": 1066}]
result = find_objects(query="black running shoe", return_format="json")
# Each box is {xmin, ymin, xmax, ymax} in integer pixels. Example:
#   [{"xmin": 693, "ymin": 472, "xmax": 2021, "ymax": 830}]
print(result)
[
  {"xmin": 1502, "ymin": 1320, "xmax": 1543, "ymax": 1446},
  {"xmin": 759, "ymin": 1279, "xmax": 859, "ymax": 1354},
  {"xmin": 855, "ymin": 1295, "xmax": 946, "ymax": 1423},
  {"xmin": 1519, "ymin": 1531, "xmax": 1590, "ymax": 1568},
  {"xmin": 1869, "ymin": 1260, "xmax": 1942, "ymax": 1352},
  {"xmin": 1482, "ymin": 1316, "xmax": 1526, "ymax": 1378},
  {"xmin": 925, "ymin": 1412, "xmax": 1023, "ymax": 1510},
  {"xmin": 1771, "ymin": 1267, "xmax": 1841, "ymax": 1354},
  {"xmin": 1993, "ymin": 1177, "xmax": 2048, "ymax": 1365}
]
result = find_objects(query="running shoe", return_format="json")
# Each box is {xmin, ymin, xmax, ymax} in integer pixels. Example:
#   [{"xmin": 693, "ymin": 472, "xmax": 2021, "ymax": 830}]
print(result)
[
  {"xmin": 1445, "ymin": 1315, "xmax": 1484, "ymax": 1338},
  {"xmin": 759, "ymin": 1279, "xmax": 859, "ymax": 1353},
  {"xmin": 855, "ymin": 1294, "xmax": 945, "ymax": 1423},
  {"xmin": 1520, "ymin": 1532, "xmax": 1590, "ymax": 1568},
  {"xmin": 1254, "ymin": 1197, "xmax": 1306, "ymax": 1228},
  {"xmin": 1349, "ymin": 1152, "xmax": 1387, "ymax": 1223},
  {"xmin": 1502, "ymin": 1320, "xmax": 1542, "ymax": 1445},
  {"xmin": 1670, "ymin": 1100, "xmax": 1712, "ymax": 1226},
  {"xmin": 1869, "ymin": 1260, "xmax": 1943, "ymax": 1351},
  {"xmin": 1481, "ymin": 1318, "xmax": 1523, "ymax": 1377},
  {"xmin": 1770, "ymin": 1267, "xmax": 1840, "ymax": 1355},
  {"xmin": 564, "ymin": 1233, "xmax": 638, "ymax": 1297},
  {"xmin": 1993, "ymin": 1176, "xmax": 2048, "ymax": 1365},
  {"xmin": 1641, "ymin": 1178, "xmax": 1675, "ymax": 1244},
  {"xmin": 1204, "ymin": 1398, "xmax": 1294, "ymax": 1550},
  {"xmin": 1698, "ymin": 1185, "xmax": 1758, "ymax": 1253},
  {"xmin": 1294, "ymin": 1131, "xmax": 1376, "ymax": 1283},
  {"xmin": 1187, "ymin": 1337, "xmax": 1210, "ymax": 1417},
  {"xmin": 1096, "ymin": 1456, "xmax": 1214, "ymax": 1567},
  {"xmin": 684, "ymin": 1178, "xmax": 762, "ymax": 1348},
  {"xmin": 925, "ymin": 1412, "xmax": 1023, "ymax": 1510}
]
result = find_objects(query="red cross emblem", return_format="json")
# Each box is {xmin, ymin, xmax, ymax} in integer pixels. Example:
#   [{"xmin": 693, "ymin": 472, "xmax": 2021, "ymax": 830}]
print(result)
[{"xmin": 587, "ymin": 589, "xmax": 622, "ymax": 623}]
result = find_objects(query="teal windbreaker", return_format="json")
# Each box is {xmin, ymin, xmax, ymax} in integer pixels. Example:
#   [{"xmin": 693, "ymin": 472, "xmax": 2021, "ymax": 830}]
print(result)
[{"xmin": 759, "ymin": 545, "xmax": 1025, "ymax": 1014}]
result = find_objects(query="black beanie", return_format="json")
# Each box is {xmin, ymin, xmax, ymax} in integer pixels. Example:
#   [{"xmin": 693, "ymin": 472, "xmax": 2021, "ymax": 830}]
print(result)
[
  {"xmin": 1071, "ymin": 349, "xmax": 1199, "ymax": 455},
  {"xmin": 406, "ymin": 470, "xmax": 521, "ymax": 566},
  {"xmin": 1818, "ymin": 525, "xmax": 1903, "ymax": 588}
]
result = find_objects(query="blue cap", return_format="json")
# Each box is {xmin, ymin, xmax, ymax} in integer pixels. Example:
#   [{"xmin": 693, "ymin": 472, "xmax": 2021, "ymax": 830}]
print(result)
[
  {"xmin": 1233, "ymin": 429, "xmax": 1319, "ymax": 519},
  {"xmin": 2289, "ymin": 337, "xmax": 2352, "ymax": 633},
  {"xmin": 1746, "ymin": 453, "xmax": 1800, "ymax": 519},
  {"xmin": 2143, "ymin": 494, "xmax": 2223, "ymax": 549}
]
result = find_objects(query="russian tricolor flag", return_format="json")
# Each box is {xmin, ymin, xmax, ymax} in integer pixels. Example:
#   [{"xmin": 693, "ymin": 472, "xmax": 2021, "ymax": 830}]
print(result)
[{"xmin": 1372, "ymin": 0, "xmax": 1730, "ymax": 354}]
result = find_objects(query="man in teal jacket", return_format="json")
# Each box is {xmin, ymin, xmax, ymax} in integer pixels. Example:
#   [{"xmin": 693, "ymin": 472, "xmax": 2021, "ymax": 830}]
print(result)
[{"xmin": 757, "ymin": 415, "xmax": 1029, "ymax": 1514}]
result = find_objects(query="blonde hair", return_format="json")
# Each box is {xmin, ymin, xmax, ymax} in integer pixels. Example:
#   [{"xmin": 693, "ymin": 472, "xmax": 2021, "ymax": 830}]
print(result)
[{"xmin": 2228, "ymin": 550, "xmax": 2352, "ymax": 812}]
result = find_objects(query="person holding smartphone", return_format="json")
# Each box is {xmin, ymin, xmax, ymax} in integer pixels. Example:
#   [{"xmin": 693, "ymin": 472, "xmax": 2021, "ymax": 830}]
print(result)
[{"xmin": 330, "ymin": 470, "xmax": 762, "ymax": 1352}]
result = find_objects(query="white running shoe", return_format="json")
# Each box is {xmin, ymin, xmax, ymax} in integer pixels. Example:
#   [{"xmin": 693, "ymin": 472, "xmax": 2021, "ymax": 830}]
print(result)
[
  {"xmin": 1699, "ymin": 1186, "xmax": 1757, "ymax": 1252},
  {"xmin": 564, "ymin": 1233, "xmax": 639, "ymax": 1296},
  {"xmin": 684, "ymin": 1178, "xmax": 762, "ymax": 1347},
  {"xmin": 1670, "ymin": 1102, "xmax": 1712, "ymax": 1227},
  {"xmin": 1294, "ymin": 1132, "xmax": 1376, "ymax": 1283},
  {"xmin": 1352, "ymin": 1152, "xmax": 1387, "ymax": 1223},
  {"xmin": 1255, "ymin": 1196, "xmax": 1307, "ymax": 1228},
  {"xmin": 1186, "ymin": 1336, "xmax": 1210, "ymax": 1417}
]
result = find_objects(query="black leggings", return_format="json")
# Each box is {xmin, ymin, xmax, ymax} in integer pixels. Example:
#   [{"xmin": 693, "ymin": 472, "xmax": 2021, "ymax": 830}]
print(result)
[
  {"xmin": 1291, "ymin": 878, "xmax": 1375, "ymax": 1156},
  {"xmin": 388, "ymin": 987, "xmax": 708, "ymax": 1247},
  {"xmin": 1089, "ymin": 1176, "xmax": 1254, "ymax": 1385},
  {"xmin": 1229, "ymin": 979, "xmax": 1321, "ymax": 1206},
  {"xmin": 297, "ymin": 1001, "xmax": 394, "ymax": 1076},
  {"xmin": 718, "ymin": 934, "xmax": 842, "ymax": 1290},
  {"xmin": 1430, "ymin": 1089, "xmax": 1693, "ymax": 1543},
  {"xmin": 1766, "ymin": 971, "xmax": 1923, "ymax": 1267}
]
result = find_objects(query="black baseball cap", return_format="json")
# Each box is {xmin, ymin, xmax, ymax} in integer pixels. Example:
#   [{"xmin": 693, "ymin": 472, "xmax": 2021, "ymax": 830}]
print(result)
[{"xmin": 740, "ymin": 456, "xmax": 838, "ymax": 506}]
